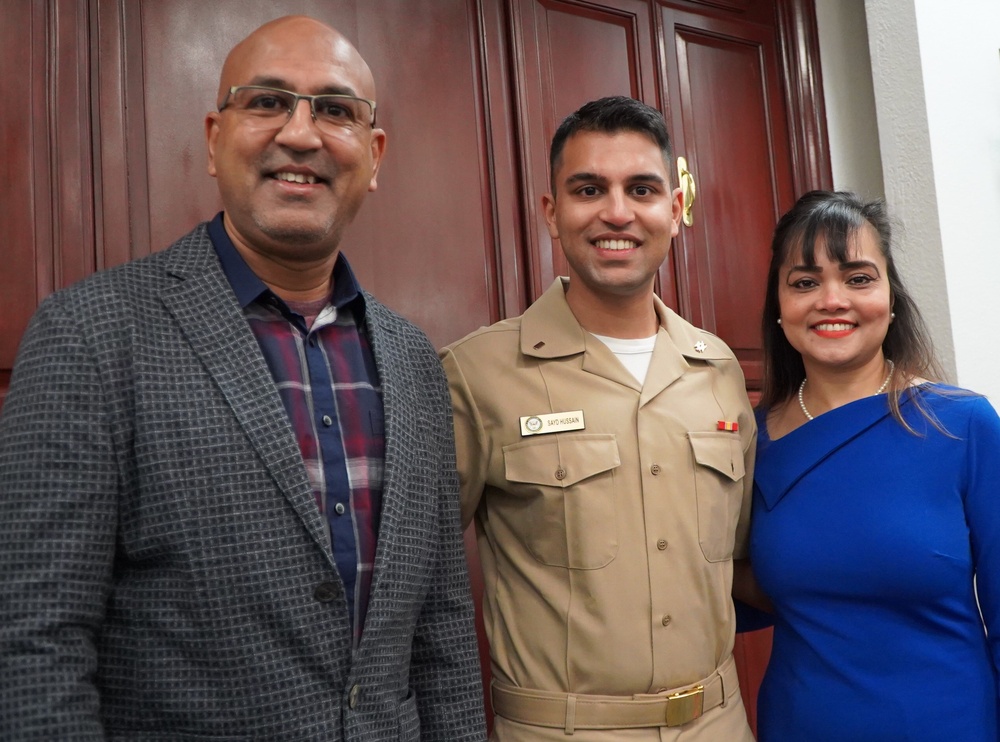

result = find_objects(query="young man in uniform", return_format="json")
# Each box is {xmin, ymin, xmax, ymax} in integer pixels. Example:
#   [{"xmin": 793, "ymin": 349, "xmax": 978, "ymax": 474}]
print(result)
[{"xmin": 442, "ymin": 96, "xmax": 756, "ymax": 741}]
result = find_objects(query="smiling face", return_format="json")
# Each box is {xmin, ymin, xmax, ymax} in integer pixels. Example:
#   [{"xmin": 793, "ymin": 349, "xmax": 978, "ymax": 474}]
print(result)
[
  {"xmin": 205, "ymin": 17, "xmax": 385, "ymax": 265},
  {"xmin": 542, "ymin": 130, "xmax": 683, "ymax": 310},
  {"xmin": 777, "ymin": 223, "xmax": 893, "ymax": 374}
]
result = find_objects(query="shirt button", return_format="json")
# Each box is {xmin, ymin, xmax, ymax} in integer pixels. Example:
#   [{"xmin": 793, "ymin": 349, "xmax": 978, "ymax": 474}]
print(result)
[
  {"xmin": 349, "ymin": 684, "xmax": 361, "ymax": 709},
  {"xmin": 661, "ymin": 615, "xmax": 672, "ymax": 627},
  {"xmin": 322, "ymin": 415, "xmax": 333, "ymax": 427},
  {"xmin": 656, "ymin": 539, "xmax": 668, "ymax": 551},
  {"xmin": 334, "ymin": 502, "xmax": 346, "ymax": 516},
  {"xmin": 555, "ymin": 468, "xmax": 566, "ymax": 480},
  {"xmin": 313, "ymin": 582, "xmax": 339, "ymax": 603},
  {"xmin": 650, "ymin": 463, "xmax": 661, "ymax": 475}
]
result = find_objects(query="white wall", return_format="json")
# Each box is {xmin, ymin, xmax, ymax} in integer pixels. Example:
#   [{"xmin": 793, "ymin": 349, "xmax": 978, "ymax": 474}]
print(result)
[
  {"xmin": 862, "ymin": 0, "xmax": 957, "ymax": 382},
  {"xmin": 815, "ymin": 0, "xmax": 884, "ymax": 201},
  {"xmin": 817, "ymin": 0, "xmax": 1000, "ymax": 403},
  {"xmin": 913, "ymin": 0, "xmax": 1000, "ymax": 401}
]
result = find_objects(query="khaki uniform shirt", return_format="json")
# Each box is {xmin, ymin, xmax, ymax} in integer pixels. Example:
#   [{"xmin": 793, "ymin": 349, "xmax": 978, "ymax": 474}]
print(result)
[{"xmin": 441, "ymin": 279, "xmax": 756, "ymax": 741}]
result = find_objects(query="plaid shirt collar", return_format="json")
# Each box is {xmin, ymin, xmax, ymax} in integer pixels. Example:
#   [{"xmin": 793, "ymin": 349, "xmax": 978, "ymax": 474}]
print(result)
[{"xmin": 207, "ymin": 212, "xmax": 366, "ymax": 318}]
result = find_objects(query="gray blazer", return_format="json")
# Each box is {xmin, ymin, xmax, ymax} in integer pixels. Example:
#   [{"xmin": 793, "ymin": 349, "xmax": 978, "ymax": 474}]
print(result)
[{"xmin": 0, "ymin": 225, "xmax": 487, "ymax": 741}]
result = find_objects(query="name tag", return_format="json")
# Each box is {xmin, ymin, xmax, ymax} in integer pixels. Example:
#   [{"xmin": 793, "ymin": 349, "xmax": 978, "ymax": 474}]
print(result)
[{"xmin": 519, "ymin": 410, "xmax": 586, "ymax": 437}]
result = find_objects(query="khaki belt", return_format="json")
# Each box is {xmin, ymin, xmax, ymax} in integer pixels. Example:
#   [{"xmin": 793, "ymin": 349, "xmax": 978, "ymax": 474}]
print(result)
[{"xmin": 491, "ymin": 653, "xmax": 737, "ymax": 733}]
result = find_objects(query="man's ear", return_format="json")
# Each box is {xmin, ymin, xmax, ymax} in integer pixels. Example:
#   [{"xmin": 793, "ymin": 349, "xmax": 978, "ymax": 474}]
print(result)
[
  {"xmin": 542, "ymin": 192, "xmax": 559, "ymax": 240},
  {"xmin": 670, "ymin": 186, "xmax": 683, "ymax": 238},
  {"xmin": 367, "ymin": 128, "xmax": 387, "ymax": 191},
  {"xmin": 205, "ymin": 112, "xmax": 221, "ymax": 178}
]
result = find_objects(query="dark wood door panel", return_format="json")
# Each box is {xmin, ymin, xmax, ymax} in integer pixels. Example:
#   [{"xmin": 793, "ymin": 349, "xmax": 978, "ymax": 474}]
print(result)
[
  {"xmin": 660, "ymin": 0, "xmax": 773, "ymax": 24},
  {"xmin": 660, "ymin": 6, "xmax": 796, "ymax": 391},
  {"xmin": 1, "ymin": 0, "xmax": 94, "ymax": 406},
  {"xmin": 1, "ymin": 0, "xmax": 43, "ymax": 398},
  {"xmin": 342, "ymin": 0, "xmax": 502, "ymax": 347},
  {"xmin": 511, "ymin": 0, "xmax": 659, "ymax": 299}
]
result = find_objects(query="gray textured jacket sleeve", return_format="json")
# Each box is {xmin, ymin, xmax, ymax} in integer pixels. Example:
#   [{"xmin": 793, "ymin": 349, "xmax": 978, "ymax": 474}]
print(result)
[{"xmin": 0, "ymin": 290, "xmax": 116, "ymax": 738}]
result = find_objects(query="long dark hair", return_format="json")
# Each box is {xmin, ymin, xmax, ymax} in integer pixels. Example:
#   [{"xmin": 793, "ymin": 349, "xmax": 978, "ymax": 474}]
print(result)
[{"xmin": 760, "ymin": 190, "xmax": 943, "ymax": 426}]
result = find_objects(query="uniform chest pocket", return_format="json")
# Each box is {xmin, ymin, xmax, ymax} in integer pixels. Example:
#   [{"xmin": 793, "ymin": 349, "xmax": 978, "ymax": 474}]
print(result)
[
  {"xmin": 689, "ymin": 432, "xmax": 745, "ymax": 562},
  {"xmin": 502, "ymin": 434, "xmax": 620, "ymax": 569}
]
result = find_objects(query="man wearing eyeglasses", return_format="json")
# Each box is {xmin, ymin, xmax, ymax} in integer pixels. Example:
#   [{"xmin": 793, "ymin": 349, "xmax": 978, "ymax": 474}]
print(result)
[{"xmin": 0, "ymin": 15, "xmax": 486, "ymax": 741}]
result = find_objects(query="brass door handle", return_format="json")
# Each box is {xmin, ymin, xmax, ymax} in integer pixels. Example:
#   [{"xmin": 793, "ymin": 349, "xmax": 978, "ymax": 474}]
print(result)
[{"xmin": 677, "ymin": 156, "xmax": 696, "ymax": 227}]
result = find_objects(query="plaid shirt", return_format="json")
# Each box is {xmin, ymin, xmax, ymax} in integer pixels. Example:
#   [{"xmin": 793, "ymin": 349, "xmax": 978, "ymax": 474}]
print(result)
[{"xmin": 209, "ymin": 214, "xmax": 384, "ymax": 645}]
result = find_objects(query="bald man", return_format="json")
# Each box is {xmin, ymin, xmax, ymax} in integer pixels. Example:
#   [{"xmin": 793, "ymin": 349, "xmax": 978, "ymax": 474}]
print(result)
[{"xmin": 0, "ymin": 16, "xmax": 486, "ymax": 740}]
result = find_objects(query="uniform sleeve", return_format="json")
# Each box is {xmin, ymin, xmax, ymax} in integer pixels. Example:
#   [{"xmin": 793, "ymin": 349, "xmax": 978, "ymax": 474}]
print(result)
[
  {"xmin": 0, "ymin": 296, "xmax": 118, "ymax": 740},
  {"xmin": 439, "ymin": 347, "xmax": 489, "ymax": 529},
  {"xmin": 962, "ymin": 397, "xmax": 1000, "ymax": 697},
  {"xmin": 407, "ymin": 352, "xmax": 488, "ymax": 741}
]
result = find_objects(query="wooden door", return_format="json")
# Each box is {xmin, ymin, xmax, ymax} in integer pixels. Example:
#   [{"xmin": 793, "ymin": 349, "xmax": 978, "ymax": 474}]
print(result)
[
  {"xmin": 660, "ymin": 2, "xmax": 796, "ymax": 392},
  {"xmin": 508, "ymin": 0, "xmax": 666, "ymax": 300},
  {"xmin": 1, "ymin": 0, "xmax": 828, "ymax": 417},
  {"xmin": 1, "ymin": 0, "xmax": 96, "ymax": 407},
  {"xmin": 507, "ymin": 0, "xmax": 828, "ymax": 394}
]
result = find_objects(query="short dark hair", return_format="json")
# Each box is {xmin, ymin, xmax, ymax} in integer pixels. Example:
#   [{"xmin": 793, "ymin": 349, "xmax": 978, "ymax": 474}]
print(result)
[
  {"xmin": 548, "ymin": 96, "xmax": 673, "ymax": 194},
  {"xmin": 760, "ymin": 190, "xmax": 944, "ymax": 427}
]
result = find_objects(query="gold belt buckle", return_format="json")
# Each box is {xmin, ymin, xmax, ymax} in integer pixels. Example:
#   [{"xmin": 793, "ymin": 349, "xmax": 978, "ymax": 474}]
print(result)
[{"xmin": 664, "ymin": 685, "xmax": 704, "ymax": 727}]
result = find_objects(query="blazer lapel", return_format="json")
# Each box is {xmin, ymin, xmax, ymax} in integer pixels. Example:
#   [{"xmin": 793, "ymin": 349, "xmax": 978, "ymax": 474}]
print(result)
[
  {"xmin": 357, "ymin": 300, "xmax": 399, "ymax": 616},
  {"xmin": 159, "ymin": 232, "xmax": 333, "ymax": 565},
  {"xmin": 355, "ymin": 297, "xmax": 424, "ymax": 652}
]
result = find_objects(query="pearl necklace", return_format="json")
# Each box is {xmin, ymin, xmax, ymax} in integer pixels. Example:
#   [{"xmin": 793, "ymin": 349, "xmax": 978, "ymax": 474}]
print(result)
[{"xmin": 798, "ymin": 359, "xmax": 895, "ymax": 421}]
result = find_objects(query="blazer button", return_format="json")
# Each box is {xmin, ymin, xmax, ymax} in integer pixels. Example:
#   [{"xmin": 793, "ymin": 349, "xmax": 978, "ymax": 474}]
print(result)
[
  {"xmin": 650, "ymin": 463, "xmax": 661, "ymax": 475},
  {"xmin": 313, "ymin": 582, "xmax": 340, "ymax": 603},
  {"xmin": 349, "ymin": 684, "xmax": 361, "ymax": 709},
  {"xmin": 555, "ymin": 468, "xmax": 566, "ymax": 480},
  {"xmin": 656, "ymin": 539, "xmax": 668, "ymax": 551}
]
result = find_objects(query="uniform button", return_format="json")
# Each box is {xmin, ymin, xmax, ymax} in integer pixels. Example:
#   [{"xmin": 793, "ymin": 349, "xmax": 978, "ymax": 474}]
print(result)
[
  {"xmin": 656, "ymin": 539, "xmax": 668, "ymax": 551},
  {"xmin": 322, "ymin": 415, "xmax": 333, "ymax": 427},
  {"xmin": 650, "ymin": 463, "xmax": 661, "ymax": 475},
  {"xmin": 554, "ymin": 468, "xmax": 566, "ymax": 480},
  {"xmin": 661, "ymin": 614, "xmax": 672, "ymax": 627},
  {"xmin": 348, "ymin": 684, "xmax": 361, "ymax": 709},
  {"xmin": 313, "ymin": 582, "xmax": 339, "ymax": 603},
  {"xmin": 334, "ymin": 502, "xmax": 346, "ymax": 516}
]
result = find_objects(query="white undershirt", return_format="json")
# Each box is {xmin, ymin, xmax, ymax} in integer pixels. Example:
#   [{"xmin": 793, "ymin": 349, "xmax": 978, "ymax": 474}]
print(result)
[{"xmin": 591, "ymin": 333, "xmax": 658, "ymax": 384}]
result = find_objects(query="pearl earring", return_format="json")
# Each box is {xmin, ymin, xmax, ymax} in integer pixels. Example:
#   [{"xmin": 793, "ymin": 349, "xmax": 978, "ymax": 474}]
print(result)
[
  {"xmin": 890, "ymin": 312, "xmax": 896, "ymax": 319},
  {"xmin": 777, "ymin": 318, "xmax": 782, "ymax": 325}
]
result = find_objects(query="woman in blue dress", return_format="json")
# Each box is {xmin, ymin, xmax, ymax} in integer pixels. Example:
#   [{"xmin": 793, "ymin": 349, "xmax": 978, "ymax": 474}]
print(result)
[{"xmin": 748, "ymin": 190, "xmax": 1000, "ymax": 741}]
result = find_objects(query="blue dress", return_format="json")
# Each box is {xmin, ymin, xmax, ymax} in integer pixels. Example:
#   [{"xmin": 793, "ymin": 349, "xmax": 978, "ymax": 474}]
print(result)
[{"xmin": 751, "ymin": 385, "xmax": 1000, "ymax": 741}]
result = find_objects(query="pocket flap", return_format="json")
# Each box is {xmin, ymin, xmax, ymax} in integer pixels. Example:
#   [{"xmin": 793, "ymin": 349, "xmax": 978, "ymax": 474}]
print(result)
[
  {"xmin": 688, "ymin": 432, "xmax": 744, "ymax": 481},
  {"xmin": 503, "ymin": 434, "xmax": 620, "ymax": 487}
]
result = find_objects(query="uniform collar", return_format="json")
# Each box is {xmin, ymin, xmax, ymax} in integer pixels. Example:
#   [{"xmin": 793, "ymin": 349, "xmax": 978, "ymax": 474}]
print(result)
[{"xmin": 520, "ymin": 277, "xmax": 731, "ymax": 361}]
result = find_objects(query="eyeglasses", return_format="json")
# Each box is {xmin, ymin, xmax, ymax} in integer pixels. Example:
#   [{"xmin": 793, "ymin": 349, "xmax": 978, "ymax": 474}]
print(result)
[{"xmin": 218, "ymin": 86, "xmax": 377, "ymax": 133}]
